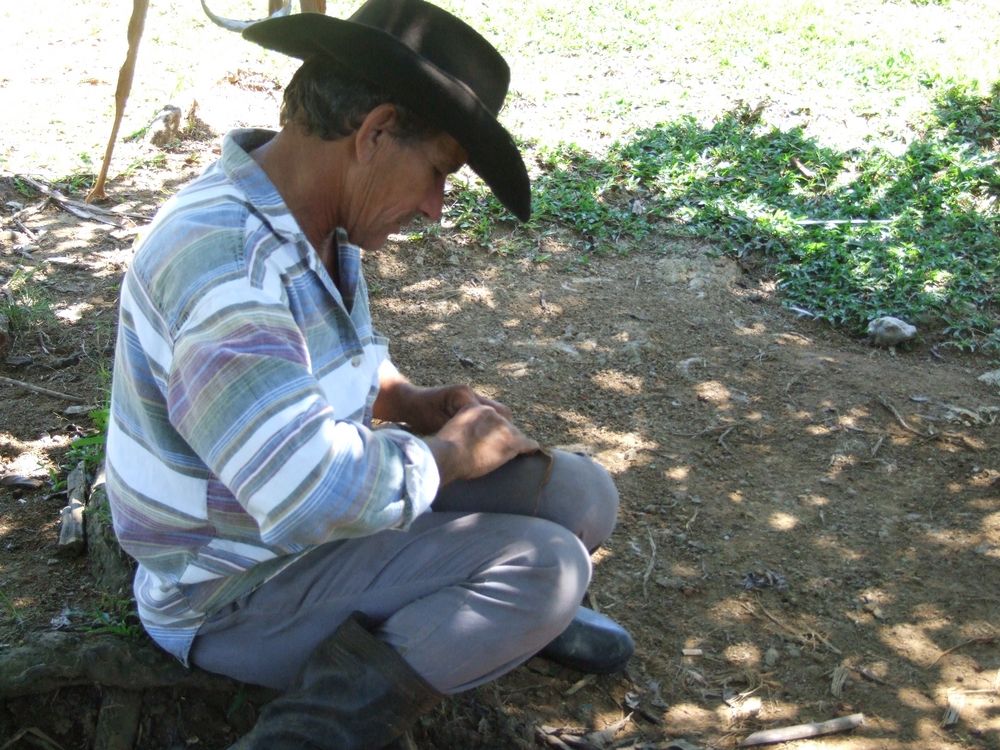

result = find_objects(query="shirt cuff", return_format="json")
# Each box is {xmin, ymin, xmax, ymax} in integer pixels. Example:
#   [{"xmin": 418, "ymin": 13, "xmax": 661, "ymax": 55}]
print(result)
[{"xmin": 378, "ymin": 426, "xmax": 440, "ymax": 528}]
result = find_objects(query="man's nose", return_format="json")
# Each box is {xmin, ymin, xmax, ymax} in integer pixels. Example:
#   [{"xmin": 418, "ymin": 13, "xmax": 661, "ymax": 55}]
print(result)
[{"xmin": 418, "ymin": 176, "xmax": 446, "ymax": 222}]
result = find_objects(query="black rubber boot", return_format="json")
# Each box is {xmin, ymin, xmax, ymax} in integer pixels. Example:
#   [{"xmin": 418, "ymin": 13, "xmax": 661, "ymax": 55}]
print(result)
[
  {"xmin": 538, "ymin": 606, "xmax": 634, "ymax": 674},
  {"xmin": 230, "ymin": 615, "xmax": 442, "ymax": 750}
]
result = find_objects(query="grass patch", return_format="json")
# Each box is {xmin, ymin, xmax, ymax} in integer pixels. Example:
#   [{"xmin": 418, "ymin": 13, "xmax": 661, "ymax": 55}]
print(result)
[
  {"xmin": 0, "ymin": 268, "xmax": 56, "ymax": 335},
  {"xmin": 85, "ymin": 592, "xmax": 141, "ymax": 638},
  {"xmin": 0, "ymin": 588, "xmax": 25, "ymax": 629},
  {"xmin": 446, "ymin": 82, "xmax": 999, "ymax": 350},
  {"xmin": 64, "ymin": 398, "xmax": 111, "ymax": 479}
]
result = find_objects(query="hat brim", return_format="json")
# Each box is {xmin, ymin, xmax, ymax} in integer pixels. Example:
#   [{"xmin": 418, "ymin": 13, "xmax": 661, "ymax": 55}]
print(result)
[{"xmin": 243, "ymin": 14, "xmax": 531, "ymax": 221}]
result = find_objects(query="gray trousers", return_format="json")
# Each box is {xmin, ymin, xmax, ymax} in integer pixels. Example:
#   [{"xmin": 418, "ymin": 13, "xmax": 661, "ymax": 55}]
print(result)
[{"xmin": 189, "ymin": 450, "xmax": 619, "ymax": 694}]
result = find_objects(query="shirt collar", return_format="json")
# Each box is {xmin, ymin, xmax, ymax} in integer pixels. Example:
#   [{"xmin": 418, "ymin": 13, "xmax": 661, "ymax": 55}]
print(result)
[
  {"xmin": 221, "ymin": 128, "xmax": 305, "ymax": 243},
  {"xmin": 220, "ymin": 130, "xmax": 364, "ymax": 311}
]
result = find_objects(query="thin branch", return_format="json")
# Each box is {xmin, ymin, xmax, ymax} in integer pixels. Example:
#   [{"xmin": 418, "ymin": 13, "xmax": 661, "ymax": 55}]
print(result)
[
  {"xmin": 17, "ymin": 175, "xmax": 150, "ymax": 225},
  {"xmin": 0, "ymin": 375, "xmax": 87, "ymax": 403},
  {"xmin": 876, "ymin": 395, "xmax": 930, "ymax": 437},
  {"xmin": 665, "ymin": 421, "xmax": 744, "ymax": 439},
  {"xmin": 642, "ymin": 528, "xmax": 657, "ymax": 598},
  {"xmin": 742, "ymin": 599, "xmax": 841, "ymax": 655},
  {"xmin": 926, "ymin": 633, "xmax": 998, "ymax": 668},
  {"xmin": 794, "ymin": 218, "xmax": 892, "ymax": 225},
  {"xmin": 740, "ymin": 713, "xmax": 864, "ymax": 746}
]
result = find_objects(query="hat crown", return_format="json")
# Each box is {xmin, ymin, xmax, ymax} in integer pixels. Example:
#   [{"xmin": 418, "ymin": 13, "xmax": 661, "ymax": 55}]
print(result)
[
  {"xmin": 349, "ymin": 0, "xmax": 509, "ymax": 115},
  {"xmin": 242, "ymin": 0, "xmax": 531, "ymax": 220}
]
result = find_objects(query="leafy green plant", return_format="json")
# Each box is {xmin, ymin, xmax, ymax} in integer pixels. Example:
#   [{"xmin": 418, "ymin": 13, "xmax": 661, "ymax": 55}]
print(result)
[
  {"xmin": 446, "ymin": 81, "xmax": 998, "ymax": 351},
  {"xmin": 0, "ymin": 268, "xmax": 56, "ymax": 334},
  {"xmin": 0, "ymin": 588, "xmax": 25, "ymax": 627},
  {"xmin": 54, "ymin": 169, "xmax": 95, "ymax": 195},
  {"xmin": 86, "ymin": 593, "xmax": 141, "ymax": 638},
  {"xmin": 9, "ymin": 176, "xmax": 38, "ymax": 199},
  {"xmin": 64, "ymin": 404, "xmax": 110, "ymax": 475},
  {"xmin": 121, "ymin": 152, "xmax": 168, "ymax": 177}
]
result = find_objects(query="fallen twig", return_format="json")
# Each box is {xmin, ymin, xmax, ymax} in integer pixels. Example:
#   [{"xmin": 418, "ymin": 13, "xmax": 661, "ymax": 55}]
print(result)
[
  {"xmin": 789, "ymin": 157, "xmax": 816, "ymax": 179},
  {"xmin": 17, "ymin": 175, "xmax": 122, "ymax": 226},
  {"xmin": 642, "ymin": 528, "xmax": 657, "ymax": 598},
  {"xmin": 666, "ymin": 421, "xmax": 744, "ymax": 439},
  {"xmin": 870, "ymin": 434, "xmax": 885, "ymax": 457},
  {"xmin": 57, "ymin": 461, "xmax": 88, "ymax": 554},
  {"xmin": 15, "ymin": 175, "xmax": 151, "ymax": 225},
  {"xmin": 564, "ymin": 673, "xmax": 596, "ymax": 696},
  {"xmin": 0, "ymin": 375, "xmax": 87, "ymax": 403},
  {"xmin": 717, "ymin": 425, "xmax": 736, "ymax": 451},
  {"xmin": 926, "ymin": 632, "xmax": 998, "ymax": 668},
  {"xmin": 850, "ymin": 665, "xmax": 897, "ymax": 688},
  {"xmin": 941, "ymin": 693, "xmax": 963, "ymax": 727},
  {"xmin": 0, "ymin": 727, "xmax": 65, "ymax": 750},
  {"xmin": 876, "ymin": 396, "xmax": 931, "ymax": 438},
  {"xmin": 794, "ymin": 218, "xmax": 892, "ymax": 226},
  {"xmin": 535, "ymin": 727, "xmax": 576, "ymax": 750},
  {"xmin": 12, "ymin": 218, "xmax": 38, "ymax": 242},
  {"xmin": 739, "ymin": 713, "xmax": 864, "ymax": 746},
  {"xmin": 743, "ymin": 599, "xmax": 841, "ymax": 655}
]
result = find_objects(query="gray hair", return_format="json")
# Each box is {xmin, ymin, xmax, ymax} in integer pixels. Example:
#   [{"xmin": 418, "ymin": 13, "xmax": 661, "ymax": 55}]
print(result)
[{"xmin": 280, "ymin": 56, "xmax": 436, "ymax": 142}]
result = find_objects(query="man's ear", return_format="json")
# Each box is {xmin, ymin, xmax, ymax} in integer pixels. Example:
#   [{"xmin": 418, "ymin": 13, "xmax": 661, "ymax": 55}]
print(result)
[{"xmin": 354, "ymin": 104, "xmax": 399, "ymax": 164}]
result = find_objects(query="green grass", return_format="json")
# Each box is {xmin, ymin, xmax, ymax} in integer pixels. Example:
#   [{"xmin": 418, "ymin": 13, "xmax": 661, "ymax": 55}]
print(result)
[
  {"xmin": 421, "ymin": 0, "xmax": 1000, "ymax": 351},
  {"xmin": 63, "ymin": 397, "xmax": 111, "ymax": 478},
  {"xmin": 0, "ymin": 269, "xmax": 56, "ymax": 335},
  {"xmin": 0, "ymin": 588, "xmax": 25, "ymax": 628},
  {"xmin": 85, "ymin": 592, "xmax": 141, "ymax": 638},
  {"xmin": 445, "ymin": 81, "xmax": 999, "ymax": 351},
  {"xmin": 60, "ymin": 356, "xmax": 112, "ymax": 484}
]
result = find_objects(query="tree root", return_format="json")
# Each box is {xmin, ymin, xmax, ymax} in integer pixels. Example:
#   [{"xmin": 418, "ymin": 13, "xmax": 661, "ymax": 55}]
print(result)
[{"xmin": 0, "ymin": 631, "xmax": 253, "ymax": 698}]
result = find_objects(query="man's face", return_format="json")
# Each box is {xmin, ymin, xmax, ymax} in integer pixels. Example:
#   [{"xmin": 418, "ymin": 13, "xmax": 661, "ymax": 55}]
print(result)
[{"xmin": 348, "ymin": 129, "xmax": 467, "ymax": 250}]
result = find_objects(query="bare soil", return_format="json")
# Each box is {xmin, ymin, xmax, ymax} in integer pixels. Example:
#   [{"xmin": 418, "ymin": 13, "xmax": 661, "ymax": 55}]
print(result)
[{"xmin": 1, "ymin": 4, "xmax": 999, "ymax": 750}]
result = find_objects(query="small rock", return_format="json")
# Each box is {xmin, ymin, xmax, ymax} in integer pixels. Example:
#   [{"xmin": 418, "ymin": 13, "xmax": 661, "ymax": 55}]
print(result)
[
  {"xmin": 977, "ymin": 369, "xmax": 1000, "ymax": 389},
  {"xmin": 147, "ymin": 105, "xmax": 182, "ymax": 147},
  {"xmin": 764, "ymin": 647, "xmax": 780, "ymax": 667},
  {"xmin": 863, "ymin": 603, "xmax": 886, "ymax": 620},
  {"xmin": 867, "ymin": 316, "xmax": 916, "ymax": 347},
  {"xmin": 0, "ymin": 475, "xmax": 43, "ymax": 490}
]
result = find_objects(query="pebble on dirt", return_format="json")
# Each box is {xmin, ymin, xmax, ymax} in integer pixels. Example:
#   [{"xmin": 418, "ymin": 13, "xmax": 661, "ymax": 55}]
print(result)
[
  {"xmin": 867, "ymin": 316, "xmax": 917, "ymax": 347},
  {"xmin": 977, "ymin": 369, "xmax": 1000, "ymax": 389}
]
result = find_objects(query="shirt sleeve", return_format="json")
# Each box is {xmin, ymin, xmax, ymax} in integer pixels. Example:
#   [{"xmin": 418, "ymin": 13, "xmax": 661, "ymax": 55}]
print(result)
[{"xmin": 164, "ymin": 281, "xmax": 439, "ymax": 548}]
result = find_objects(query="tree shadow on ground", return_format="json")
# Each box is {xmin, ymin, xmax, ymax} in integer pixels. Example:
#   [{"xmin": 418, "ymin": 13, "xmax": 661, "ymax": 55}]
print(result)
[{"xmin": 484, "ymin": 82, "xmax": 999, "ymax": 350}]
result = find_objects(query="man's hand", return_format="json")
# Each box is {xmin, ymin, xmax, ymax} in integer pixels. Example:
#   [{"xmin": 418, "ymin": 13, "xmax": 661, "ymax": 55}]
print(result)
[
  {"xmin": 407, "ymin": 384, "xmax": 512, "ymax": 434},
  {"xmin": 423, "ymin": 404, "xmax": 539, "ymax": 485},
  {"xmin": 374, "ymin": 374, "xmax": 512, "ymax": 435},
  {"xmin": 373, "ymin": 367, "xmax": 534, "ymax": 482}
]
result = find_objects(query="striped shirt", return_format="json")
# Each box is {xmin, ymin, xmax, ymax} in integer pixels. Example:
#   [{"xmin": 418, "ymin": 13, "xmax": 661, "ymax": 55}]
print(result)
[{"xmin": 105, "ymin": 129, "xmax": 440, "ymax": 665}]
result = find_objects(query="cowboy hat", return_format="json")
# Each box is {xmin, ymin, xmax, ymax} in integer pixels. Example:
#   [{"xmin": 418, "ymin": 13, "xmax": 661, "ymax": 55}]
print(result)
[{"xmin": 243, "ymin": 0, "xmax": 531, "ymax": 221}]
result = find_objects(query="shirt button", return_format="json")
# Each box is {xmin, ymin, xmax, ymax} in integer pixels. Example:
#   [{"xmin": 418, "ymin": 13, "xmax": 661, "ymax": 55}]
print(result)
[{"xmin": 351, "ymin": 355, "xmax": 363, "ymax": 368}]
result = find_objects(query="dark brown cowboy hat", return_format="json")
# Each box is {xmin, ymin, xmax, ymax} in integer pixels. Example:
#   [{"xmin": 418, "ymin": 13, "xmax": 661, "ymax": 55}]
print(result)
[{"xmin": 243, "ymin": 0, "xmax": 531, "ymax": 221}]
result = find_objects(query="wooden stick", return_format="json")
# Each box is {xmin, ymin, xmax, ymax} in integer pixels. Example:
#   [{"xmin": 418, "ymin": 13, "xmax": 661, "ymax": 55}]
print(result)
[
  {"xmin": 18, "ymin": 175, "xmax": 122, "ymax": 226},
  {"xmin": 926, "ymin": 634, "xmax": 998, "ymax": 668},
  {"xmin": 794, "ymin": 218, "xmax": 892, "ymax": 226},
  {"xmin": 876, "ymin": 396, "xmax": 929, "ymax": 437},
  {"xmin": 641, "ymin": 527, "xmax": 657, "ymax": 597},
  {"xmin": 740, "ymin": 713, "xmax": 864, "ymax": 746},
  {"xmin": 0, "ymin": 375, "xmax": 87, "ymax": 403},
  {"xmin": 86, "ymin": 0, "xmax": 150, "ymax": 203},
  {"xmin": 751, "ymin": 599, "xmax": 842, "ymax": 655}
]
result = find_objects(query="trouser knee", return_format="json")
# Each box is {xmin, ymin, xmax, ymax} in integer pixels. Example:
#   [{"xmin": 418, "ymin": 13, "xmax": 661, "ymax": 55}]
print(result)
[{"xmin": 542, "ymin": 450, "xmax": 620, "ymax": 552}]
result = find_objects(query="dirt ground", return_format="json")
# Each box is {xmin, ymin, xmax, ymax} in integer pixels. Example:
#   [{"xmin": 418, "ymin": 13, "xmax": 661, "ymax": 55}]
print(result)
[{"xmin": 2, "ymin": 4, "xmax": 999, "ymax": 750}]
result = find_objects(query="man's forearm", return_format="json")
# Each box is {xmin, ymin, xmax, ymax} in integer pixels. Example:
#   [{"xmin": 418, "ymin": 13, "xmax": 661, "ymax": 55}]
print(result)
[{"xmin": 372, "ymin": 361, "xmax": 417, "ymax": 424}]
